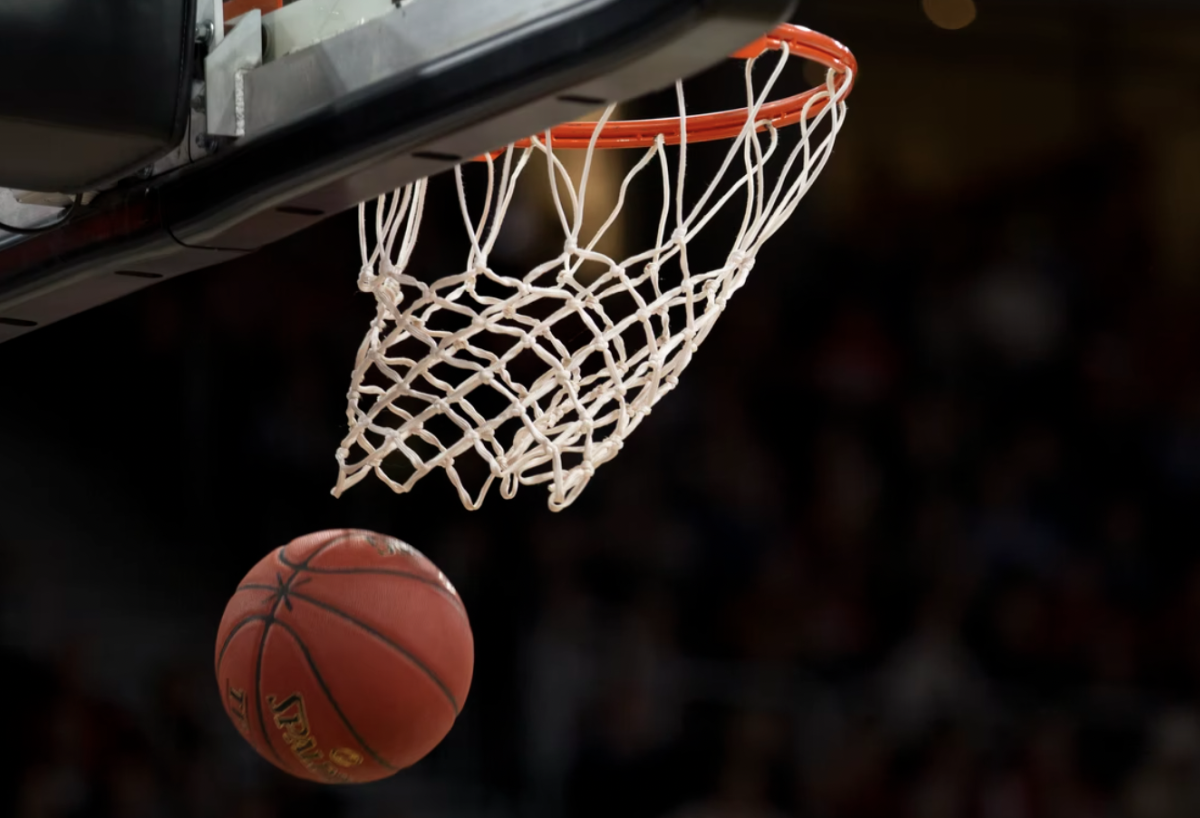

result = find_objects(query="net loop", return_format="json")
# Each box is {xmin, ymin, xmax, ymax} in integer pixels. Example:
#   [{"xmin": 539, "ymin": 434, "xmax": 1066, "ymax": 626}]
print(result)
[{"xmin": 335, "ymin": 24, "xmax": 854, "ymax": 510}]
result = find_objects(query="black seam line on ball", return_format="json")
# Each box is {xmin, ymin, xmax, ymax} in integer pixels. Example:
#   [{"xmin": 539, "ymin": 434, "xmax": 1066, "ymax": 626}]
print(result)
[
  {"xmin": 235, "ymin": 583, "xmax": 280, "ymax": 595},
  {"xmin": 276, "ymin": 531, "xmax": 359, "ymax": 573},
  {"xmin": 253, "ymin": 542, "xmax": 321, "ymax": 762},
  {"xmin": 254, "ymin": 616, "xmax": 289, "ymax": 770},
  {"xmin": 224, "ymin": 532, "xmax": 359, "ymax": 776},
  {"xmin": 276, "ymin": 573, "xmax": 294, "ymax": 611},
  {"xmin": 275, "ymin": 555, "xmax": 467, "ymax": 614},
  {"xmin": 270, "ymin": 531, "xmax": 349, "ymax": 619},
  {"xmin": 270, "ymin": 618, "xmax": 397, "ymax": 771},
  {"xmin": 287, "ymin": 589, "xmax": 460, "ymax": 715},
  {"xmin": 215, "ymin": 614, "xmax": 271, "ymax": 672},
  {"xmin": 303, "ymin": 533, "xmax": 356, "ymax": 566}
]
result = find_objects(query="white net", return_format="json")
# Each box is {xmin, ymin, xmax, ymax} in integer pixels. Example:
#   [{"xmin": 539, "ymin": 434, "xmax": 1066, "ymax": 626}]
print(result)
[{"xmin": 335, "ymin": 45, "xmax": 852, "ymax": 510}]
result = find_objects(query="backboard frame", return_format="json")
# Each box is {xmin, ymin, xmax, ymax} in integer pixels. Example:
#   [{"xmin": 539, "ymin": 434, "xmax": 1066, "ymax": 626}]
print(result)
[{"xmin": 0, "ymin": 0, "xmax": 797, "ymax": 342}]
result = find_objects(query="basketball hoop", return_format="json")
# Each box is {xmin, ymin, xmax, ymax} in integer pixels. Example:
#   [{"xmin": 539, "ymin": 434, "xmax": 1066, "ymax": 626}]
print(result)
[{"xmin": 336, "ymin": 23, "xmax": 856, "ymax": 511}]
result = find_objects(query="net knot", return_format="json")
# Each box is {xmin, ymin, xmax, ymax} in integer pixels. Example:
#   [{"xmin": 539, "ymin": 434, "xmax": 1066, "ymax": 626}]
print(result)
[
  {"xmin": 335, "ymin": 447, "xmax": 350, "ymax": 462},
  {"xmin": 728, "ymin": 249, "xmax": 753, "ymax": 271},
  {"xmin": 671, "ymin": 227, "xmax": 688, "ymax": 246},
  {"xmin": 367, "ymin": 275, "xmax": 401, "ymax": 304},
  {"xmin": 357, "ymin": 264, "xmax": 376, "ymax": 292},
  {"xmin": 563, "ymin": 238, "xmax": 579, "ymax": 255}
]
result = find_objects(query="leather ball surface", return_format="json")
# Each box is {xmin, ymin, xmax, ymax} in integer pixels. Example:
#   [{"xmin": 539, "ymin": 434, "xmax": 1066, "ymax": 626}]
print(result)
[{"xmin": 215, "ymin": 530, "xmax": 473, "ymax": 783}]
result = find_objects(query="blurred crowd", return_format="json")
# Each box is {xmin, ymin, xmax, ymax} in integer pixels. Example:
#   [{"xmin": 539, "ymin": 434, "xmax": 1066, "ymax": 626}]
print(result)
[{"xmin": 4, "ymin": 52, "xmax": 1200, "ymax": 818}]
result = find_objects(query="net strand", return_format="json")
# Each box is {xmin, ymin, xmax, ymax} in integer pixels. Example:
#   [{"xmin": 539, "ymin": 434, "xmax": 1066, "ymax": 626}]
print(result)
[{"xmin": 337, "ymin": 51, "xmax": 852, "ymax": 510}]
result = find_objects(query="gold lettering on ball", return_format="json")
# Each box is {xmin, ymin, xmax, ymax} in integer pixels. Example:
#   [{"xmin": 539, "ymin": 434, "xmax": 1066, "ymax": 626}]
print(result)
[
  {"xmin": 267, "ymin": 692, "xmax": 352, "ymax": 783},
  {"xmin": 330, "ymin": 747, "xmax": 364, "ymax": 768}
]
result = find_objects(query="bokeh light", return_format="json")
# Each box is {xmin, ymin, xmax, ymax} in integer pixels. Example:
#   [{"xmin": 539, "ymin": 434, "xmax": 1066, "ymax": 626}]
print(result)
[{"xmin": 922, "ymin": 0, "xmax": 978, "ymax": 30}]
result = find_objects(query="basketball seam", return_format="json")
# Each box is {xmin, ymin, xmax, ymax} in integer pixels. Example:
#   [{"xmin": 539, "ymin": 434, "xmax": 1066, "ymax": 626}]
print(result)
[
  {"xmin": 215, "ymin": 614, "xmax": 269, "ymax": 673},
  {"xmin": 286, "ymin": 589, "xmax": 461, "ymax": 714},
  {"xmin": 271, "ymin": 618, "xmax": 397, "ymax": 771},
  {"xmin": 251, "ymin": 531, "xmax": 350, "ymax": 777},
  {"xmin": 254, "ymin": 619, "xmax": 290, "ymax": 771},
  {"xmin": 277, "ymin": 531, "xmax": 370, "ymax": 570},
  {"xmin": 214, "ymin": 618, "xmax": 297, "ymax": 771},
  {"xmin": 235, "ymin": 583, "xmax": 279, "ymax": 596},
  {"xmin": 274, "ymin": 556, "xmax": 468, "ymax": 616}
]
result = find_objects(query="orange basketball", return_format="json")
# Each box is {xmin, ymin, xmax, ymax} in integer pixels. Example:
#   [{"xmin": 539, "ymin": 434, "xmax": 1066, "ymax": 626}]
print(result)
[{"xmin": 214, "ymin": 530, "xmax": 474, "ymax": 784}]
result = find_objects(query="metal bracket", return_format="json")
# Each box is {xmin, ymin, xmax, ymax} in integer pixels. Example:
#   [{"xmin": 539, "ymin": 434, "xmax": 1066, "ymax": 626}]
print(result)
[
  {"xmin": 196, "ymin": 0, "xmax": 224, "ymax": 49},
  {"xmin": 205, "ymin": 10, "xmax": 264, "ymax": 138},
  {"xmin": 262, "ymin": 0, "xmax": 395, "ymax": 60},
  {"xmin": 149, "ymin": 0, "xmax": 226, "ymax": 174}
]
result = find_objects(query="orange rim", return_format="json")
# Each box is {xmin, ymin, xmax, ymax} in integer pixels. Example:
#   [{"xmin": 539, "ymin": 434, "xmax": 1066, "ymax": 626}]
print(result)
[{"xmin": 503, "ymin": 24, "xmax": 855, "ymax": 153}]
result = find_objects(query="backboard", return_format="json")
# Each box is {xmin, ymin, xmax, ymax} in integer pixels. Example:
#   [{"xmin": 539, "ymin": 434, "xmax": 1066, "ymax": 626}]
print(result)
[{"xmin": 0, "ymin": 0, "xmax": 797, "ymax": 342}]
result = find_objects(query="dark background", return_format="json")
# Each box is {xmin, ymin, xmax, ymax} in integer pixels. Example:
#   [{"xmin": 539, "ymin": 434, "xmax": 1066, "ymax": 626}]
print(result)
[{"xmin": 4, "ymin": 0, "xmax": 1200, "ymax": 816}]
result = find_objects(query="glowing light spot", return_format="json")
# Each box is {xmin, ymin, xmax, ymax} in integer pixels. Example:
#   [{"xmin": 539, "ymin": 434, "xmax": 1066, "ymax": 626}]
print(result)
[{"xmin": 922, "ymin": 0, "xmax": 977, "ymax": 30}]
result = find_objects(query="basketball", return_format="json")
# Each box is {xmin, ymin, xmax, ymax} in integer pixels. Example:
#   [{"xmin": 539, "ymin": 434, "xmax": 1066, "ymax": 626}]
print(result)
[{"xmin": 214, "ymin": 530, "xmax": 474, "ymax": 784}]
